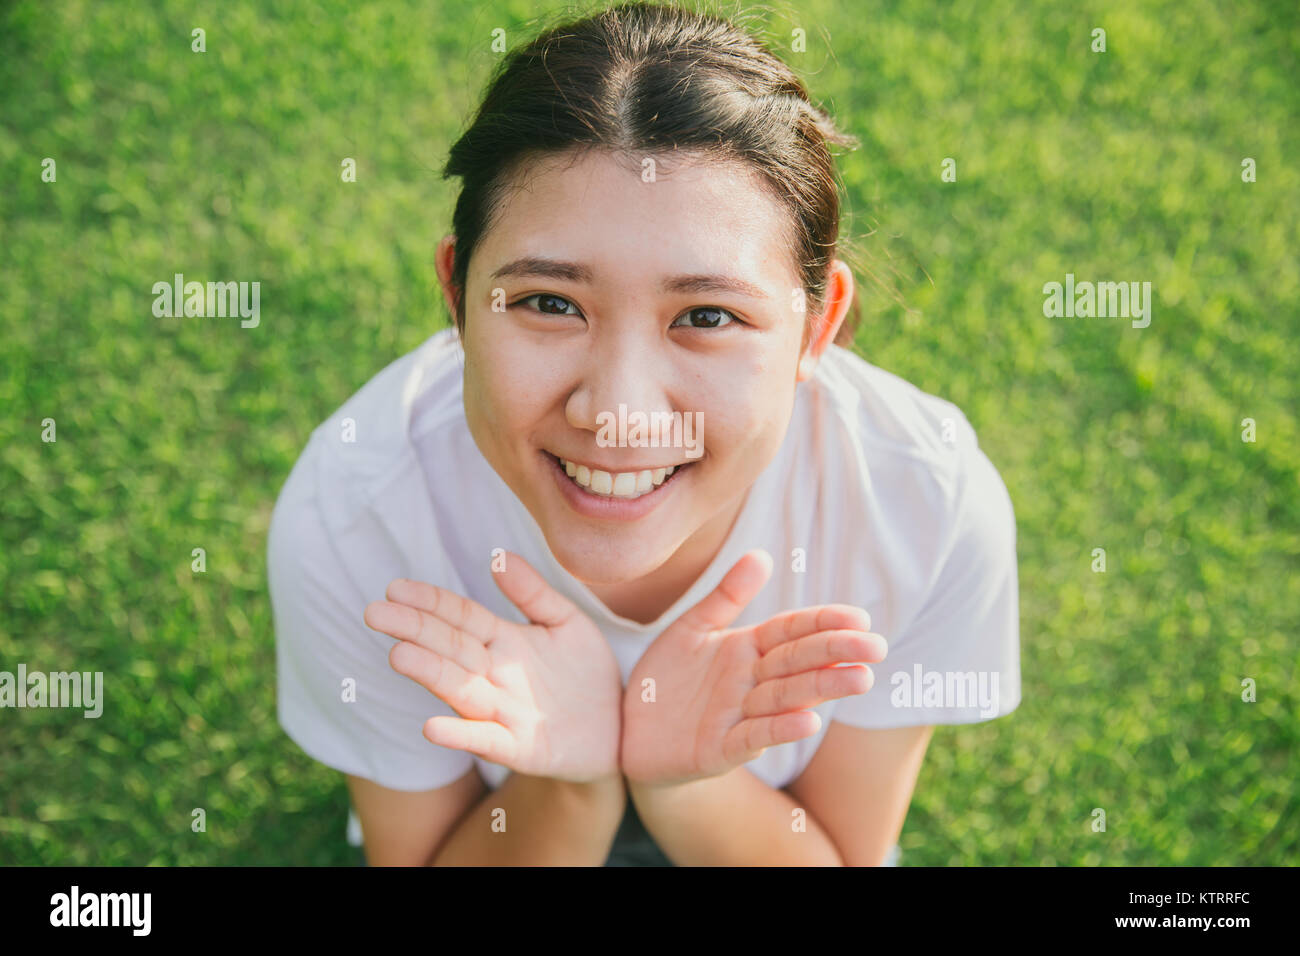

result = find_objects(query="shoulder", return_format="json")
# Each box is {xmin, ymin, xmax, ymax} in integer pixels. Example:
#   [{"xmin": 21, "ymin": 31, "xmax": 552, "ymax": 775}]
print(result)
[
  {"xmin": 802, "ymin": 344, "xmax": 1016, "ymax": 599},
  {"xmin": 270, "ymin": 329, "xmax": 464, "ymax": 536},
  {"xmin": 268, "ymin": 328, "xmax": 467, "ymax": 597},
  {"xmin": 313, "ymin": 327, "xmax": 464, "ymax": 500},
  {"xmin": 813, "ymin": 343, "xmax": 979, "ymax": 475}
]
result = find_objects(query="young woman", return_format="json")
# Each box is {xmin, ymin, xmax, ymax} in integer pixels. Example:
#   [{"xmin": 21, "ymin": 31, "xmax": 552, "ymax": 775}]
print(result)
[{"xmin": 268, "ymin": 1, "xmax": 1020, "ymax": 866}]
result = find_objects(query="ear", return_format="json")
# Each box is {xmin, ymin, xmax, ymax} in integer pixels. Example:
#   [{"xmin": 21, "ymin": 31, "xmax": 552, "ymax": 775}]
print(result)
[
  {"xmin": 796, "ymin": 259, "xmax": 854, "ymax": 382},
  {"xmin": 434, "ymin": 235, "xmax": 461, "ymax": 321}
]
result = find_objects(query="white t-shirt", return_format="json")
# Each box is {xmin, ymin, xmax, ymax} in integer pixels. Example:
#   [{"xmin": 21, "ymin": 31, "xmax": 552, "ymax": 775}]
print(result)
[{"xmin": 269, "ymin": 328, "xmax": 1021, "ymax": 856}]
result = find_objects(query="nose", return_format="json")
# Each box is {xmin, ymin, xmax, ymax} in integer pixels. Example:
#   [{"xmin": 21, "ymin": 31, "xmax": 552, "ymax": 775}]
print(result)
[{"xmin": 564, "ymin": 327, "xmax": 676, "ymax": 439}]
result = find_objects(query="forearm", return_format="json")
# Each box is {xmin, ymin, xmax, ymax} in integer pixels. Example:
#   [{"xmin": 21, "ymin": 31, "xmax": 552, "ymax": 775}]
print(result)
[
  {"xmin": 628, "ymin": 765, "xmax": 844, "ymax": 866},
  {"xmin": 431, "ymin": 772, "xmax": 626, "ymax": 865}
]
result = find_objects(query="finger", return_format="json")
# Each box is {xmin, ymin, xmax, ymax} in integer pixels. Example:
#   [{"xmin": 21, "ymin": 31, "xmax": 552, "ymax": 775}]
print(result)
[
  {"xmin": 752, "ymin": 604, "xmax": 872, "ymax": 656},
  {"xmin": 755, "ymin": 629, "xmax": 887, "ymax": 682},
  {"xmin": 387, "ymin": 641, "xmax": 516, "ymax": 724},
  {"xmin": 674, "ymin": 549, "xmax": 773, "ymax": 636},
  {"xmin": 490, "ymin": 551, "xmax": 582, "ymax": 630},
  {"xmin": 365, "ymin": 599, "xmax": 490, "ymax": 675},
  {"xmin": 743, "ymin": 665, "xmax": 873, "ymax": 718},
  {"xmin": 381, "ymin": 577, "xmax": 504, "ymax": 643},
  {"xmin": 723, "ymin": 710, "xmax": 822, "ymax": 765},
  {"xmin": 422, "ymin": 715, "xmax": 517, "ymax": 765}
]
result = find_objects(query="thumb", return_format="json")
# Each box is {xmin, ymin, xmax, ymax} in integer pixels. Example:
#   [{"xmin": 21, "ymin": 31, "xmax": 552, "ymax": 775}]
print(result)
[
  {"xmin": 674, "ymin": 549, "xmax": 773, "ymax": 635},
  {"xmin": 491, "ymin": 551, "xmax": 581, "ymax": 629}
]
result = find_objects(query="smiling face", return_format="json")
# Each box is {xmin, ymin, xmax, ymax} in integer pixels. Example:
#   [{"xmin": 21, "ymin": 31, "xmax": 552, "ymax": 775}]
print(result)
[{"xmin": 438, "ymin": 147, "xmax": 847, "ymax": 604}]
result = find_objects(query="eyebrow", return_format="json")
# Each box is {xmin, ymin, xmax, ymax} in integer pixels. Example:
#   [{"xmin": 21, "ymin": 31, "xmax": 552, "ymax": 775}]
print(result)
[
  {"xmin": 492, "ymin": 257, "xmax": 593, "ymax": 284},
  {"xmin": 490, "ymin": 256, "xmax": 768, "ymax": 299}
]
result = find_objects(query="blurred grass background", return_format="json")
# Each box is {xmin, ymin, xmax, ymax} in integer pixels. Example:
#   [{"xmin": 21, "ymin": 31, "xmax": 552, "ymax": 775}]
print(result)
[{"xmin": 1, "ymin": 0, "xmax": 1296, "ymax": 865}]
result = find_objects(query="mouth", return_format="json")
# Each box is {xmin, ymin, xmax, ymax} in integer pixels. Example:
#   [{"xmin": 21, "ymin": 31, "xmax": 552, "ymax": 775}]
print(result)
[
  {"xmin": 541, "ymin": 449, "xmax": 698, "ymax": 519},
  {"xmin": 552, "ymin": 452, "xmax": 696, "ymax": 497}
]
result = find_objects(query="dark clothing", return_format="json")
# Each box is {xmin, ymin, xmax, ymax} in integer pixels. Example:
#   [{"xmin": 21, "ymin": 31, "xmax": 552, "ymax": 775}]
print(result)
[{"xmin": 603, "ymin": 799, "xmax": 674, "ymax": 867}]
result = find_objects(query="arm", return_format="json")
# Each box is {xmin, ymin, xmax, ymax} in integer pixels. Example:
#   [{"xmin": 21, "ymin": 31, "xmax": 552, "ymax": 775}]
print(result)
[
  {"xmin": 784, "ymin": 722, "xmax": 933, "ymax": 866},
  {"xmin": 429, "ymin": 771, "xmax": 625, "ymax": 866},
  {"xmin": 346, "ymin": 769, "xmax": 484, "ymax": 866},
  {"xmin": 347, "ymin": 769, "xmax": 626, "ymax": 866},
  {"xmin": 628, "ymin": 721, "xmax": 933, "ymax": 866},
  {"xmin": 627, "ymin": 765, "xmax": 843, "ymax": 866}
]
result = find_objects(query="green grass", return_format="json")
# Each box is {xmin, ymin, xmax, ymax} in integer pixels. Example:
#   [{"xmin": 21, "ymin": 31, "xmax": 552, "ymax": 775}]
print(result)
[{"xmin": 1, "ymin": 0, "xmax": 1296, "ymax": 865}]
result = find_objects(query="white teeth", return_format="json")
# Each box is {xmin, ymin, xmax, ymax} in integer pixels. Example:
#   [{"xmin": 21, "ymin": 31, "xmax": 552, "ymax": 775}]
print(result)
[{"xmin": 555, "ymin": 455, "xmax": 685, "ymax": 499}]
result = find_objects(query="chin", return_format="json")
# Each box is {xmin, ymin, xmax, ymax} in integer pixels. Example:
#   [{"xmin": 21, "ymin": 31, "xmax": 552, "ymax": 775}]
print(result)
[{"xmin": 547, "ymin": 535, "xmax": 668, "ymax": 586}]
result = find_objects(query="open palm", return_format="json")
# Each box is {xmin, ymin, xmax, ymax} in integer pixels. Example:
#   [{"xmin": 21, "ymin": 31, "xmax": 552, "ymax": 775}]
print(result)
[
  {"xmin": 364, "ymin": 551, "xmax": 622, "ymax": 783},
  {"xmin": 621, "ymin": 550, "xmax": 888, "ymax": 787}
]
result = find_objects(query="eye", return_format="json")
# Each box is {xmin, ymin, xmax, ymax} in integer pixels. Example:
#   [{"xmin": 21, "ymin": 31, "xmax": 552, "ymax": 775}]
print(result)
[
  {"xmin": 515, "ymin": 293, "xmax": 583, "ymax": 316},
  {"xmin": 671, "ymin": 307, "xmax": 740, "ymax": 330}
]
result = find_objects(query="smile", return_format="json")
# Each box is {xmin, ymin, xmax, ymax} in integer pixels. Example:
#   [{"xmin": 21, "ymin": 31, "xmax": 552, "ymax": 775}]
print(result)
[
  {"xmin": 542, "ymin": 450, "xmax": 696, "ymax": 520},
  {"xmin": 556, "ymin": 455, "xmax": 690, "ymax": 499}
]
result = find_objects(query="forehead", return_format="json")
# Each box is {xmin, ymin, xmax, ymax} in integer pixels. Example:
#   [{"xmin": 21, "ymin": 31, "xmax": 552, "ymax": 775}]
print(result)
[{"xmin": 473, "ymin": 148, "xmax": 798, "ymax": 288}]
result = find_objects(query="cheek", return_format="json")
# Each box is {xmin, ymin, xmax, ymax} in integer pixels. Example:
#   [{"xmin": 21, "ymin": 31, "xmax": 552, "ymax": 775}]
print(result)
[
  {"xmin": 463, "ymin": 329, "xmax": 524, "ymax": 423},
  {"xmin": 687, "ymin": 375, "xmax": 790, "ymax": 466},
  {"xmin": 461, "ymin": 352, "xmax": 512, "ymax": 447}
]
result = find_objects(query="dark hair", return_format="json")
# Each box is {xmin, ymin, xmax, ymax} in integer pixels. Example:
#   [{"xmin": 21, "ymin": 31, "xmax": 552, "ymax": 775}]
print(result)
[{"xmin": 442, "ymin": 1, "xmax": 861, "ymax": 349}]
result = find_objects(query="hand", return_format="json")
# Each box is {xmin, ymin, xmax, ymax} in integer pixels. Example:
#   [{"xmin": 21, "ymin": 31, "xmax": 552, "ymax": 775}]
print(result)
[
  {"xmin": 620, "ymin": 550, "xmax": 888, "ymax": 787},
  {"xmin": 363, "ymin": 551, "xmax": 623, "ymax": 783}
]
